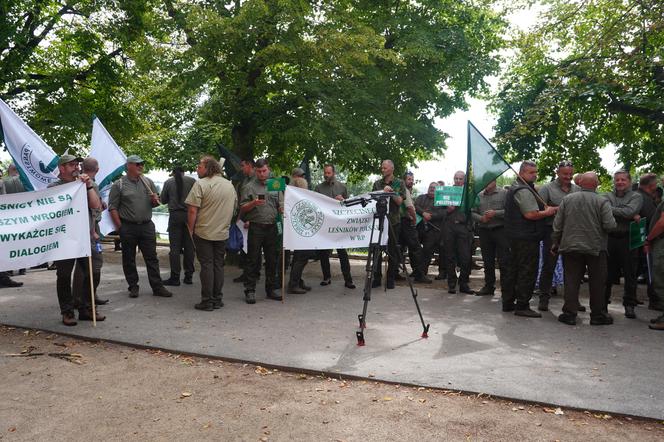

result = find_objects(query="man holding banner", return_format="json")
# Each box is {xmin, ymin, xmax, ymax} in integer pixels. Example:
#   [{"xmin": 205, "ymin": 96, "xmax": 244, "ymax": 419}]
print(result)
[
  {"xmin": 443, "ymin": 171, "xmax": 474, "ymax": 295},
  {"xmin": 49, "ymin": 154, "xmax": 105, "ymax": 325}
]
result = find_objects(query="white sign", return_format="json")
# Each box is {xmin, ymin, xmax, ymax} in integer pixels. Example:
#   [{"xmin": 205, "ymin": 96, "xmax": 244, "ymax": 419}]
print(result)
[
  {"xmin": 89, "ymin": 117, "xmax": 127, "ymax": 236},
  {"xmin": 0, "ymin": 99, "xmax": 59, "ymax": 191},
  {"xmin": 0, "ymin": 181, "xmax": 91, "ymax": 271},
  {"xmin": 236, "ymin": 219, "xmax": 249, "ymax": 253},
  {"xmin": 283, "ymin": 186, "xmax": 388, "ymax": 251}
]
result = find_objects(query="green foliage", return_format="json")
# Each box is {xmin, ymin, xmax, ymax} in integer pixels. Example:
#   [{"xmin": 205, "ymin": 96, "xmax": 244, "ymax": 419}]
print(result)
[{"xmin": 491, "ymin": 0, "xmax": 664, "ymax": 180}]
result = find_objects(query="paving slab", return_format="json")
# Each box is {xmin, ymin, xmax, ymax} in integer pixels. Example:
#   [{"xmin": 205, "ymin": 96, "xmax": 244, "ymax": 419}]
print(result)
[{"xmin": 1, "ymin": 254, "xmax": 662, "ymax": 420}]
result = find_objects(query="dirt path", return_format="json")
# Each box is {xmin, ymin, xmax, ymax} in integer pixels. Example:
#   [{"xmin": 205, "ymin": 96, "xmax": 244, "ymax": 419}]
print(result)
[{"xmin": 1, "ymin": 326, "xmax": 662, "ymax": 441}]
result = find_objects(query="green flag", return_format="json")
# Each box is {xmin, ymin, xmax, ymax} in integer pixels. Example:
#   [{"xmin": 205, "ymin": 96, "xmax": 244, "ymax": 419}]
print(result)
[
  {"xmin": 266, "ymin": 177, "xmax": 286, "ymax": 192},
  {"xmin": 462, "ymin": 121, "xmax": 511, "ymax": 214}
]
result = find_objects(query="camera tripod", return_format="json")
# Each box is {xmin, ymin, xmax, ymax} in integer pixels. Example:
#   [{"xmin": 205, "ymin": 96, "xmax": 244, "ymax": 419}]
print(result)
[{"xmin": 342, "ymin": 192, "xmax": 430, "ymax": 346}]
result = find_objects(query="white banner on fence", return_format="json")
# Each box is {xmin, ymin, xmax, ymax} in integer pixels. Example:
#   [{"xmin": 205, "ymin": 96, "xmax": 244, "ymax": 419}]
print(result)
[
  {"xmin": 283, "ymin": 185, "xmax": 388, "ymax": 251},
  {"xmin": 0, "ymin": 181, "xmax": 91, "ymax": 271}
]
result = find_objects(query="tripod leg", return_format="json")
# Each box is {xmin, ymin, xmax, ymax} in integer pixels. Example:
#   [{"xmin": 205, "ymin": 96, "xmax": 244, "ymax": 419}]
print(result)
[
  {"xmin": 388, "ymin": 223, "xmax": 430, "ymax": 338},
  {"xmin": 357, "ymin": 213, "xmax": 386, "ymax": 346}
]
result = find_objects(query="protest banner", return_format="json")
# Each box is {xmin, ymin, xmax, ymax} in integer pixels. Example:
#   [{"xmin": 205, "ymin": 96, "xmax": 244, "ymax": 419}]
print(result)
[
  {"xmin": 0, "ymin": 181, "xmax": 91, "ymax": 271},
  {"xmin": 434, "ymin": 186, "xmax": 463, "ymax": 207},
  {"xmin": 629, "ymin": 218, "xmax": 647, "ymax": 250},
  {"xmin": 283, "ymin": 186, "xmax": 388, "ymax": 251},
  {"xmin": 89, "ymin": 117, "xmax": 127, "ymax": 236}
]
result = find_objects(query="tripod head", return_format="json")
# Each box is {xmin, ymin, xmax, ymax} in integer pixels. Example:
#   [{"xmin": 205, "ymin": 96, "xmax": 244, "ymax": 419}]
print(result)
[{"xmin": 341, "ymin": 191, "xmax": 395, "ymax": 207}]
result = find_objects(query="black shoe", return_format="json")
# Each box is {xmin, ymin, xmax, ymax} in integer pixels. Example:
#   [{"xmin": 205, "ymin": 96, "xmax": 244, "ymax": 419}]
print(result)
[
  {"xmin": 537, "ymin": 299, "xmax": 549, "ymax": 312},
  {"xmin": 578, "ymin": 305, "xmax": 586, "ymax": 312},
  {"xmin": 194, "ymin": 302, "xmax": 214, "ymax": 311},
  {"xmin": 515, "ymin": 308, "xmax": 542, "ymax": 318},
  {"xmin": 163, "ymin": 277, "xmax": 180, "ymax": 287},
  {"xmin": 94, "ymin": 297, "xmax": 109, "ymax": 305},
  {"xmin": 183, "ymin": 276, "xmax": 193, "ymax": 285},
  {"xmin": 625, "ymin": 305, "xmax": 636, "ymax": 319},
  {"xmin": 245, "ymin": 291, "xmax": 256, "ymax": 304},
  {"xmin": 287, "ymin": 286, "xmax": 307, "ymax": 294},
  {"xmin": 344, "ymin": 281, "xmax": 356, "ymax": 289},
  {"xmin": 650, "ymin": 314, "xmax": 664, "ymax": 324},
  {"xmin": 590, "ymin": 314, "xmax": 613, "ymax": 325},
  {"xmin": 475, "ymin": 286, "xmax": 495, "ymax": 296},
  {"xmin": 266, "ymin": 291, "xmax": 283, "ymax": 301},
  {"xmin": 558, "ymin": 313, "xmax": 577, "ymax": 326},
  {"xmin": 372, "ymin": 279, "xmax": 382, "ymax": 288},
  {"xmin": 213, "ymin": 301, "xmax": 224, "ymax": 309},
  {"xmin": 233, "ymin": 275, "xmax": 247, "ymax": 283},
  {"xmin": 0, "ymin": 278, "xmax": 23, "ymax": 288},
  {"xmin": 129, "ymin": 287, "xmax": 139, "ymax": 298},
  {"xmin": 386, "ymin": 280, "xmax": 395, "ymax": 290},
  {"xmin": 414, "ymin": 276, "xmax": 433, "ymax": 284},
  {"xmin": 320, "ymin": 278, "xmax": 331, "ymax": 286},
  {"xmin": 299, "ymin": 280, "xmax": 312, "ymax": 291},
  {"xmin": 153, "ymin": 286, "xmax": 173, "ymax": 297},
  {"xmin": 448, "ymin": 284, "xmax": 457, "ymax": 294},
  {"xmin": 502, "ymin": 303, "xmax": 516, "ymax": 312},
  {"xmin": 459, "ymin": 285, "xmax": 474, "ymax": 295}
]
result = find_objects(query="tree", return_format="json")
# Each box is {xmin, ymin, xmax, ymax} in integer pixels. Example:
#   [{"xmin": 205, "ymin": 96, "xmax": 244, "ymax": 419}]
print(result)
[
  {"xmin": 144, "ymin": 0, "xmax": 506, "ymax": 176},
  {"xmin": 491, "ymin": 0, "xmax": 664, "ymax": 178},
  {"xmin": 0, "ymin": 0, "xmax": 152, "ymax": 155}
]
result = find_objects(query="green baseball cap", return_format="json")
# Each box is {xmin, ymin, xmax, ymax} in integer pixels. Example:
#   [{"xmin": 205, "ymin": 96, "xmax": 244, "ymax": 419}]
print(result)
[
  {"xmin": 126, "ymin": 154, "xmax": 144, "ymax": 164},
  {"xmin": 58, "ymin": 153, "xmax": 83, "ymax": 165}
]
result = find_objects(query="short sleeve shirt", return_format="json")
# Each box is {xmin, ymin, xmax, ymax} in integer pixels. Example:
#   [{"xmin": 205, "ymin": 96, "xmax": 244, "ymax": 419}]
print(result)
[
  {"xmin": 239, "ymin": 177, "xmax": 280, "ymax": 224},
  {"xmin": 185, "ymin": 175, "xmax": 237, "ymax": 241},
  {"xmin": 108, "ymin": 175, "xmax": 158, "ymax": 223},
  {"xmin": 514, "ymin": 186, "xmax": 539, "ymax": 215}
]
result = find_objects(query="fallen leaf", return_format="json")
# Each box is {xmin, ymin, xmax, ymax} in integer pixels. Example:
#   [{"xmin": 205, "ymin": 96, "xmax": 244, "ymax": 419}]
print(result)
[
  {"xmin": 383, "ymin": 397, "xmax": 393, "ymax": 401},
  {"xmin": 181, "ymin": 392, "xmax": 192, "ymax": 398}
]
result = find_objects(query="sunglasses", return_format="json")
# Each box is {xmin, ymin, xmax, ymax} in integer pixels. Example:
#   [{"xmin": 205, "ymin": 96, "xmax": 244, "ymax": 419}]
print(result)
[{"xmin": 558, "ymin": 160, "xmax": 573, "ymax": 168}]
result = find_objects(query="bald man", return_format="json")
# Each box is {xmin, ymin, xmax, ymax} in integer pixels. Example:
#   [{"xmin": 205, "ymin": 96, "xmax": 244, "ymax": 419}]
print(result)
[{"xmin": 552, "ymin": 172, "xmax": 616, "ymax": 326}]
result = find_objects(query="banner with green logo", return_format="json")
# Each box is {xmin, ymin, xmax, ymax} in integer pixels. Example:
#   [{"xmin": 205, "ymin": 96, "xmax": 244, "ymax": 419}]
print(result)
[
  {"xmin": 266, "ymin": 177, "xmax": 286, "ymax": 192},
  {"xmin": 283, "ymin": 186, "xmax": 388, "ymax": 250}
]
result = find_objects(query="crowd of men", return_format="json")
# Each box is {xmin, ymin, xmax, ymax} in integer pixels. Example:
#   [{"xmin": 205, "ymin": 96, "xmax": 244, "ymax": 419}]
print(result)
[{"xmin": 2, "ymin": 155, "xmax": 664, "ymax": 332}]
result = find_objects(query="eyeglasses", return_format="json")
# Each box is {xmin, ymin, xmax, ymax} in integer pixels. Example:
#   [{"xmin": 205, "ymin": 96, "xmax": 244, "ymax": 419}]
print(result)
[
  {"xmin": 558, "ymin": 160, "xmax": 573, "ymax": 168},
  {"xmin": 135, "ymin": 163, "xmax": 144, "ymax": 167}
]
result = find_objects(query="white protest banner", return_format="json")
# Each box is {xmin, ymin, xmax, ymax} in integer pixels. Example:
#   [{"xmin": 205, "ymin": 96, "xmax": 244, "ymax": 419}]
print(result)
[
  {"xmin": 283, "ymin": 185, "xmax": 388, "ymax": 251},
  {"xmin": 0, "ymin": 181, "xmax": 91, "ymax": 271},
  {"xmin": 0, "ymin": 99, "xmax": 59, "ymax": 191},
  {"xmin": 89, "ymin": 117, "xmax": 126, "ymax": 235}
]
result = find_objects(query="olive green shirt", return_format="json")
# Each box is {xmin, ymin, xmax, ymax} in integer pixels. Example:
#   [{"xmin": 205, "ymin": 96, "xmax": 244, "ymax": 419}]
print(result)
[
  {"xmin": 108, "ymin": 175, "xmax": 159, "ymax": 223},
  {"xmin": 472, "ymin": 187, "xmax": 507, "ymax": 229},
  {"xmin": 552, "ymin": 189, "xmax": 616, "ymax": 255},
  {"xmin": 185, "ymin": 175, "xmax": 237, "ymax": 241},
  {"xmin": 161, "ymin": 175, "xmax": 196, "ymax": 212},
  {"xmin": 414, "ymin": 194, "xmax": 445, "ymax": 225},
  {"xmin": 314, "ymin": 179, "xmax": 348, "ymax": 200},
  {"xmin": 539, "ymin": 179, "xmax": 580, "ymax": 225},
  {"xmin": 513, "ymin": 182, "xmax": 540, "ymax": 215},
  {"xmin": 603, "ymin": 189, "xmax": 643, "ymax": 234},
  {"xmin": 372, "ymin": 176, "xmax": 406, "ymax": 225},
  {"xmin": 239, "ymin": 177, "xmax": 280, "ymax": 224}
]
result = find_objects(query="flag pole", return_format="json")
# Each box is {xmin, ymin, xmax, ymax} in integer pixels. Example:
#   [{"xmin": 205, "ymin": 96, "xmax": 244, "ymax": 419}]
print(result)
[
  {"xmin": 281, "ymin": 247, "xmax": 286, "ymax": 303},
  {"xmin": 87, "ymin": 256, "xmax": 96, "ymax": 327}
]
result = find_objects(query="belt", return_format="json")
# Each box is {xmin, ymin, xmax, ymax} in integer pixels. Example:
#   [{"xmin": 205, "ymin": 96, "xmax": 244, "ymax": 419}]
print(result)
[
  {"xmin": 121, "ymin": 218, "xmax": 151, "ymax": 225},
  {"xmin": 480, "ymin": 225, "xmax": 504, "ymax": 231},
  {"xmin": 250, "ymin": 222, "xmax": 276, "ymax": 228}
]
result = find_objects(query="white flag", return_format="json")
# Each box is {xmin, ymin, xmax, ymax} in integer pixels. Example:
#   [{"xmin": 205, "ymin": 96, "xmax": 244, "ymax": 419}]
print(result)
[
  {"xmin": 0, "ymin": 99, "xmax": 59, "ymax": 190},
  {"xmin": 283, "ymin": 185, "xmax": 388, "ymax": 251},
  {"xmin": 89, "ymin": 117, "xmax": 126, "ymax": 235},
  {"xmin": 0, "ymin": 181, "xmax": 91, "ymax": 271}
]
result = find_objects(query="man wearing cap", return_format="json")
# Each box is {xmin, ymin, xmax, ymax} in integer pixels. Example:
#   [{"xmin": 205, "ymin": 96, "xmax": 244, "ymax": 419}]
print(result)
[
  {"xmin": 108, "ymin": 155, "xmax": 172, "ymax": 298},
  {"xmin": 186, "ymin": 156, "xmax": 237, "ymax": 311},
  {"xmin": 48, "ymin": 154, "xmax": 105, "ymax": 325},
  {"xmin": 239, "ymin": 158, "xmax": 283, "ymax": 303},
  {"xmin": 314, "ymin": 164, "xmax": 355, "ymax": 289},
  {"xmin": 160, "ymin": 165, "xmax": 196, "ymax": 286}
]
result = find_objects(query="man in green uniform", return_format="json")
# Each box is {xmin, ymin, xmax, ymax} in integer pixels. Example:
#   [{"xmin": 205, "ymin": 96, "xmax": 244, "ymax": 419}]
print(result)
[
  {"xmin": 443, "ymin": 171, "xmax": 474, "ymax": 294},
  {"xmin": 553, "ymin": 172, "xmax": 616, "ymax": 326},
  {"xmin": 603, "ymin": 170, "xmax": 643, "ymax": 319},
  {"xmin": 372, "ymin": 159, "xmax": 406, "ymax": 290},
  {"xmin": 314, "ymin": 164, "xmax": 355, "ymax": 289},
  {"xmin": 537, "ymin": 160, "xmax": 579, "ymax": 311},
  {"xmin": 503, "ymin": 161, "xmax": 557, "ymax": 317},
  {"xmin": 635, "ymin": 173, "xmax": 660, "ymax": 311},
  {"xmin": 472, "ymin": 180, "xmax": 508, "ymax": 297},
  {"xmin": 108, "ymin": 155, "xmax": 172, "ymax": 298},
  {"xmin": 186, "ymin": 156, "xmax": 237, "ymax": 311},
  {"xmin": 415, "ymin": 182, "xmax": 446, "ymax": 278},
  {"xmin": 49, "ymin": 154, "xmax": 105, "ymax": 325},
  {"xmin": 161, "ymin": 165, "xmax": 196, "ymax": 286},
  {"xmin": 646, "ymin": 199, "xmax": 664, "ymax": 330},
  {"xmin": 400, "ymin": 172, "xmax": 431, "ymax": 283},
  {"xmin": 239, "ymin": 158, "xmax": 283, "ymax": 303},
  {"xmin": 232, "ymin": 158, "xmax": 255, "ymax": 284}
]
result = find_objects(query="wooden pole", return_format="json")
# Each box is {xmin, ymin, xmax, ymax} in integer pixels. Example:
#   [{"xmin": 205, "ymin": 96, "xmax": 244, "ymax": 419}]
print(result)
[
  {"xmin": 281, "ymin": 247, "xmax": 286, "ymax": 303},
  {"xmin": 508, "ymin": 164, "xmax": 549, "ymax": 207},
  {"xmin": 87, "ymin": 255, "xmax": 96, "ymax": 327}
]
